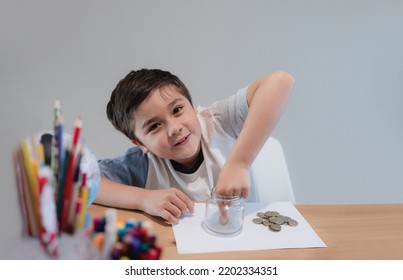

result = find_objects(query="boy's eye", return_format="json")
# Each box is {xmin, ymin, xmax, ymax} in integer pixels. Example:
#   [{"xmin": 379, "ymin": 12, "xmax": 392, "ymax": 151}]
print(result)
[
  {"xmin": 148, "ymin": 123, "xmax": 161, "ymax": 132},
  {"xmin": 173, "ymin": 106, "xmax": 183, "ymax": 114}
]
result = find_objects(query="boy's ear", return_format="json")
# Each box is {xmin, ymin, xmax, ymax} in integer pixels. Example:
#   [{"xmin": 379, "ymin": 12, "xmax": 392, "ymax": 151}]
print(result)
[{"xmin": 131, "ymin": 139, "xmax": 149, "ymax": 154}]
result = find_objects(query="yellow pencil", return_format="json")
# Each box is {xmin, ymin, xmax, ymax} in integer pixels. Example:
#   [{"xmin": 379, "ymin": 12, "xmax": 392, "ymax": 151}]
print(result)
[
  {"xmin": 20, "ymin": 139, "xmax": 41, "ymax": 236},
  {"xmin": 38, "ymin": 143, "xmax": 45, "ymax": 166},
  {"xmin": 77, "ymin": 183, "xmax": 89, "ymax": 229}
]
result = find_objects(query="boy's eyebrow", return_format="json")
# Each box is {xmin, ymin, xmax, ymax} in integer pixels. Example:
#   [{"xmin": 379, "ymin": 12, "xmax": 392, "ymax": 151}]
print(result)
[
  {"xmin": 142, "ymin": 117, "xmax": 158, "ymax": 130},
  {"xmin": 141, "ymin": 98, "xmax": 183, "ymax": 130},
  {"xmin": 166, "ymin": 98, "xmax": 183, "ymax": 108}
]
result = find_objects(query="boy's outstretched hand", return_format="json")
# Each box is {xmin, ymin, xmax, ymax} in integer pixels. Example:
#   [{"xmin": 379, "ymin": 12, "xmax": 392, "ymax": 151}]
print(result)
[
  {"xmin": 140, "ymin": 188, "xmax": 195, "ymax": 225},
  {"xmin": 214, "ymin": 164, "xmax": 250, "ymax": 224},
  {"xmin": 214, "ymin": 163, "xmax": 250, "ymax": 199}
]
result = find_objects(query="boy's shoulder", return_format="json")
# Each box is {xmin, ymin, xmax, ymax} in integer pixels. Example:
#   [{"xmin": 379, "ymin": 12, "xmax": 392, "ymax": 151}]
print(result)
[
  {"xmin": 98, "ymin": 146, "xmax": 148, "ymax": 188},
  {"xmin": 99, "ymin": 146, "xmax": 147, "ymax": 164},
  {"xmin": 196, "ymin": 87, "xmax": 249, "ymax": 139}
]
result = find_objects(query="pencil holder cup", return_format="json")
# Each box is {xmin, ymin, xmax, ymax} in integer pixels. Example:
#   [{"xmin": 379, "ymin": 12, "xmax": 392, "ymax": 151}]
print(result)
[
  {"xmin": 12, "ymin": 129, "xmax": 100, "ymax": 258},
  {"xmin": 204, "ymin": 192, "xmax": 245, "ymax": 235}
]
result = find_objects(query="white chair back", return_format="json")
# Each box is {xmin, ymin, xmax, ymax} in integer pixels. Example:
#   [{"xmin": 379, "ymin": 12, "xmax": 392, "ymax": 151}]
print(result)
[{"xmin": 250, "ymin": 137, "xmax": 295, "ymax": 203}]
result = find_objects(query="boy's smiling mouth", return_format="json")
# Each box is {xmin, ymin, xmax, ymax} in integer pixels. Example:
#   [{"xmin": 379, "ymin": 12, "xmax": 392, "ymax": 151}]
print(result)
[{"xmin": 174, "ymin": 134, "xmax": 190, "ymax": 146}]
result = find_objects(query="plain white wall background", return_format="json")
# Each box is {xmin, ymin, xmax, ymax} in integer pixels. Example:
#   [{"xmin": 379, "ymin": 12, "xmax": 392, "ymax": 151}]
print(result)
[{"xmin": 1, "ymin": 0, "xmax": 402, "ymax": 250}]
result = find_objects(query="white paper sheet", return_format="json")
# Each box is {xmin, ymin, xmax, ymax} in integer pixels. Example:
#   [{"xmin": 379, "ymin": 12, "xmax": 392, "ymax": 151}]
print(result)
[{"xmin": 173, "ymin": 202, "xmax": 326, "ymax": 254}]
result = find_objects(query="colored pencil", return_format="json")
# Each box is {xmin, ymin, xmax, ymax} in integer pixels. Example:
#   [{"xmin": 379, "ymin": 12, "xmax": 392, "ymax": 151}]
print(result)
[
  {"xmin": 13, "ymin": 150, "xmax": 31, "ymax": 236},
  {"xmin": 52, "ymin": 100, "xmax": 62, "ymax": 190},
  {"xmin": 76, "ymin": 173, "xmax": 89, "ymax": 229},
  {"xmin": 20, "ymin": 139, "xmax": 41, "ymax": 236},
  {"xmin": 67, "ymin": 146, "xmax": 83, "ymax": 232},
  {"xmin": 60, "ymin": 117, "xmax": 82, "ymax": 232}
]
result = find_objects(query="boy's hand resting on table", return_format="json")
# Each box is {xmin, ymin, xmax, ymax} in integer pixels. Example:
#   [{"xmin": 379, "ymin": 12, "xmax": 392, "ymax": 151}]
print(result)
[{"xmin": 140, "ymin": 188, "xmax": 194, "ymax": 225}]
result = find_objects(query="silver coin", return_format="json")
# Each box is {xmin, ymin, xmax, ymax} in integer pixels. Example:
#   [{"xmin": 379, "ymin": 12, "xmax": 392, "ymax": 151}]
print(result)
[
  {"xmin": 269, "ymin": 224, "xmax": 282, "ymax": 232},
  {"xmin": 219, "ymin": 216, "xmax": 229, "ymax": 225},
  {"xmin": 263, "ymin": 219, "xmax": 272, "ymax": 227},
  {"xmin": 282, "ymin": 216, "xmax": 293, "ymax": 223},
  {"xmin": 268, "ymin": 216, "xmax": 283, "ymax": 225},
  {"xmin": 265, "ymin": 211, "xmax": 279, "ymax": 217},
  {"xmin": 287, "ymin": 219, "xmax": 299, "ymax": 227},
  {"xmin": 276, "ymin": 216, "xmax": 286, "ymax": 225},
  {"xmin": 252, "ymin": 218, "xmax": 263, "ymax": 224}
]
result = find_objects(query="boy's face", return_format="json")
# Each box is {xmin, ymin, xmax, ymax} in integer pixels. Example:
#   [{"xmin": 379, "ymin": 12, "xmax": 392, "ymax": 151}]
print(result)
[{"xmin": 132, "ymin": 85, "xmax": 202, "ymax": 169}]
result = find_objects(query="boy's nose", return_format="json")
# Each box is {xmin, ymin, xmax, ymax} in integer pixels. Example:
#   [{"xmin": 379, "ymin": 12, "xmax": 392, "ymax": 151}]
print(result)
[{"xmin": 168, "ymin": 124, "xmax": 182, "ymax": 137}]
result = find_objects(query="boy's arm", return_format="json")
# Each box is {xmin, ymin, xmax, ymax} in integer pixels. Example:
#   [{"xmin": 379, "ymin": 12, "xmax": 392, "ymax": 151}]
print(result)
[
  {"xmin": 95, "ymin": 176, "xmax": 194, "ymax": 224},
  {"xmin": 215, "ymin": 71, "xmax": 295, "ymax": 198}
]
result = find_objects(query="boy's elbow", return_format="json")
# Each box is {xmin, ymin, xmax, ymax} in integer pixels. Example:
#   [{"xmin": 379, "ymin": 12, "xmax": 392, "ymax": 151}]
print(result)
[
  {"xmin": 253, "ymin": 71, "xmax": 295, "ymax": 100},
  {"xmin": 265, "ymin": 71, "xmax": 295, "ymax": 87},
  {"xmin": 248, "ymin": 70, "xmax": 295, "ymax": 104}
]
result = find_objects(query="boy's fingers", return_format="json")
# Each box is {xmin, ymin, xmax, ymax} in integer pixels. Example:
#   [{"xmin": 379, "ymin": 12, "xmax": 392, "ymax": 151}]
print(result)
[
  {"xmin": 161, "ymin": 209, "xmax": 179, "ymax": 225},
  {"xmin": 216, "ymin": 185, "xmax": 250, "ymax": 199},
  {"xmin": 173, "ymin": 189, "xmax": 195, "ymax": 213},
  {"xmin": 218, "ymin": 203, "xmax": 228, "ymax": 223},
  {"xmin": 165, "ymin": 201, "xmax": 183, "ymax": 218}
]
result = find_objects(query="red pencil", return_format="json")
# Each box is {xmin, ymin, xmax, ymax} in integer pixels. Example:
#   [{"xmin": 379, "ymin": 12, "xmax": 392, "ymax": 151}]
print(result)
[
  {"xmin": 71, "ymin": 116, "xmax": 82, "ymax": 149},
  {"xmin": 60, "ymin": 117, "xmax": 82, "ymax": 232}
]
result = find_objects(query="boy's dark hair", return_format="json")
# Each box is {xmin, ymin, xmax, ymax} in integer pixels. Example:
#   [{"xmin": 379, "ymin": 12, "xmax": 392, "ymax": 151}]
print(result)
[{"xmin": 107, "ymin": 69, "xmax": 192, "ymax": 141}]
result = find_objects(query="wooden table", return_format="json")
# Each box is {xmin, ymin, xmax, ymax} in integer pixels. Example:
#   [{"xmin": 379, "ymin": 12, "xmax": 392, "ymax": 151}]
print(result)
[{"xmin": 88, "ymin": 203, "xmax": 403, "ymax": 260}]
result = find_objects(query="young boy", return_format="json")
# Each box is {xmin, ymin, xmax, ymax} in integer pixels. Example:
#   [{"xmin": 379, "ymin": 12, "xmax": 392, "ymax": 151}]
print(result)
[{"xmin": 95, "ymin": 69, "xmax": 294, "ymax": 224}]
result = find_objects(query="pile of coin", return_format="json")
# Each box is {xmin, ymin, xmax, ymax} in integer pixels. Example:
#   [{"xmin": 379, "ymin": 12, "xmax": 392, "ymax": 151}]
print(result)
[{"xmin": 252, "ymin": 210, "xmax": 298, "ymax": 232}]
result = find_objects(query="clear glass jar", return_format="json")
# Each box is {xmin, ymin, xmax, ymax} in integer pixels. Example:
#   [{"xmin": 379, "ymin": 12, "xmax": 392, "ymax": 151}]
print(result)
[{"xmin": 204, "ymin": 192, "xmax": 245, "ymax": 235}]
